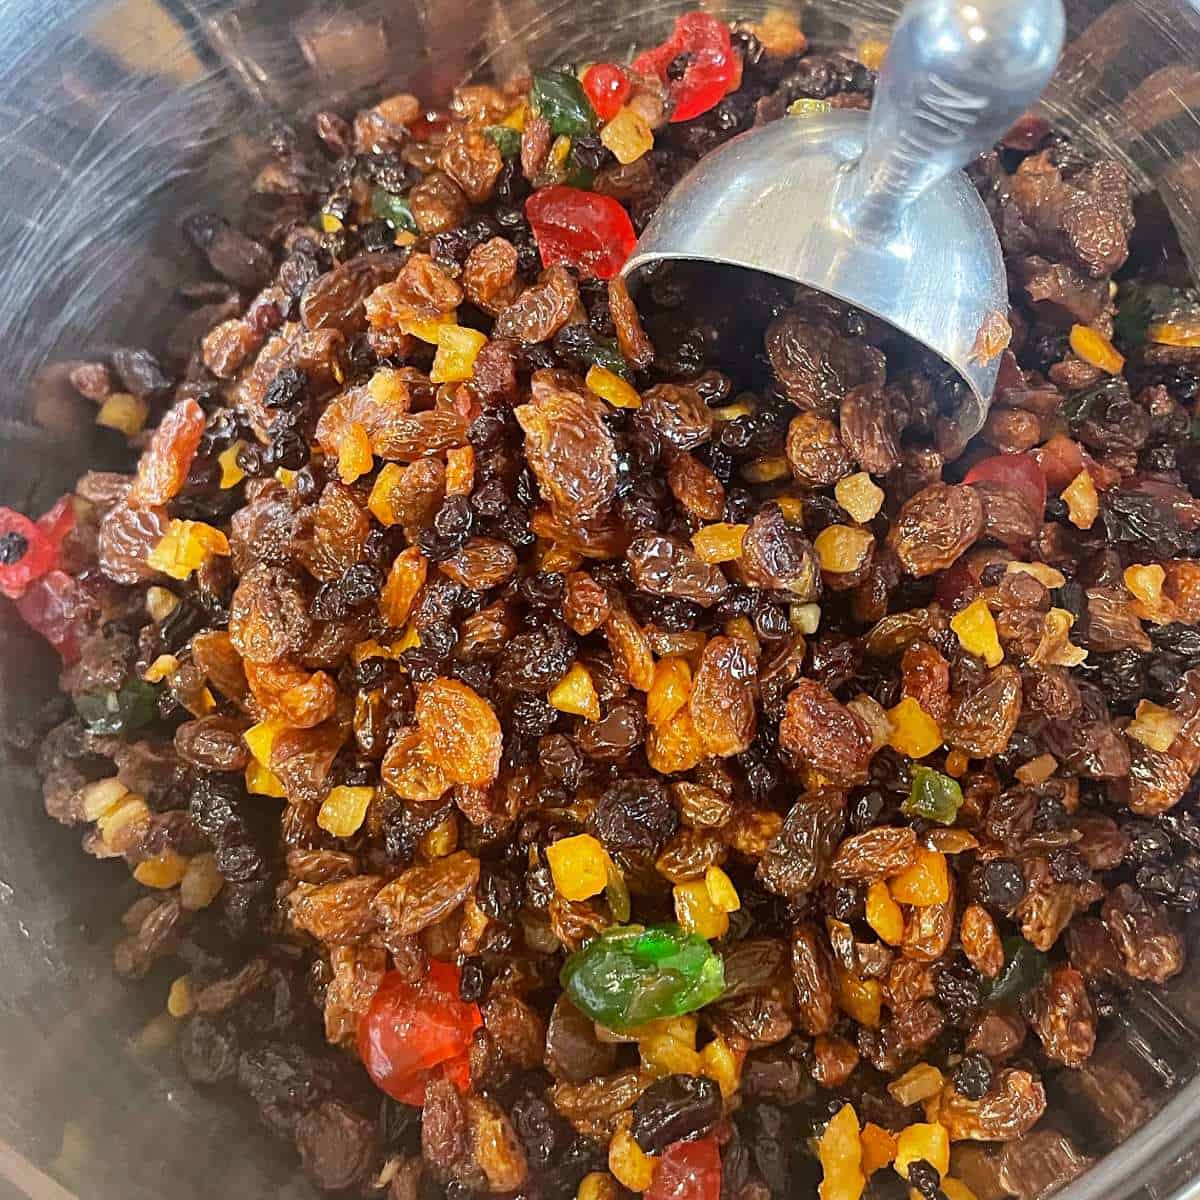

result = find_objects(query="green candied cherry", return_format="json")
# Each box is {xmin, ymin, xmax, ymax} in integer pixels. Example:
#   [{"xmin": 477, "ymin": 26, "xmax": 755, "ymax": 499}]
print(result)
[
  {"xmin": 902, "ymin": 766, "xmax": 964, "ymax": 826},
  {"xmin": 530, "ymin": 69, "xmax": 599, "ymax": 138},
  {"xmin": 484, "ymin": 126, "xmax": 522, "ymax": 159},
  {"xmin": 75, "ymin": 678, "xmax": 158, "ymax": 736},
  {"xmin": 370, "ymin": 188, "xmax": 418, "ymax": 234},
  {"xmin": 560, "ymin": 923, "xmax": 725, "ymax": 1033},
  {"xmin": 984, "ymin": 937, "xmax": 1048, "ymax": 1006}
]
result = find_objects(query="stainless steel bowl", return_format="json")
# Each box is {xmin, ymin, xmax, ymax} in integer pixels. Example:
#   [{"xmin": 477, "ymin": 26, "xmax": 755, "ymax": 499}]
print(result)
[{"xmin": 2, "ymin": 3, "xmax": 1200, "ymax": 1198}]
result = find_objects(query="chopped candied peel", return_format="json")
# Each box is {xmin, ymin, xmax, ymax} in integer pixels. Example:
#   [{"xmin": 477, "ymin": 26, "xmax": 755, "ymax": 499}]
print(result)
[
  {"xmin": 1062, "ymin": 470, "xmax": 1099, "ymax": 529},
  {"xmin": 1127, "ymin": 700, "xmax": 1182, "ymax": 753},
  {"xmin": 818, "ymin": 1104, "xmax": 864, "ymax": 1200},
  {"xmin": 147, "ymin": 520, "xmax": 229, "ymax": 580},
  {"xmin": 950, "ymin": 597, "xmax": 1003, "ymax": 667},
  {"xmin": 1029, "ymin": 607, "xmax": 1088, "ymax": 668},
  {"xmin": 1069, "ymin": 323, "xmax": 1124, "ymax": 374},
  {"xmin": 968, "ymin": 310, "xmax": 1013, "ymax": 365}
]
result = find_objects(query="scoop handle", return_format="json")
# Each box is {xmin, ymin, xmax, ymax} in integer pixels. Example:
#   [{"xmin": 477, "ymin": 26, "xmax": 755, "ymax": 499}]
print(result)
[{"xmin": 843, "ymin": 0, "xmax": 1065, "ymax": 239}]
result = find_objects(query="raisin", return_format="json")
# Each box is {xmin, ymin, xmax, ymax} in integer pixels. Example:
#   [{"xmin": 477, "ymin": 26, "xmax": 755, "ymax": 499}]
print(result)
[
  {"xmin": 630, "ymin": 1075, "xmax": 722, "ymax": 1155},
  {"xmin": 889, "ymin": 484, "xmax": 983, "ymax": 577},
  {"xmin": 953, "ymin": 1053, "xmax": 994, "ymax": 1101},
  {"xmin": 779, "ymin": 680, "xmax": 872, "ymax": 784},
  {"xmin": 758, "ymin": 790, "xmax": 846, "ymax": 899},
  {"xmin": 588, "ymin": 778, "xmax": 677, "ymax": 857}
]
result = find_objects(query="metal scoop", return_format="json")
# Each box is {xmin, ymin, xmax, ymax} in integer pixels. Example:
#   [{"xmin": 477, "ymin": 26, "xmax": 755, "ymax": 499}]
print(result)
[{"xmin": 624, "ymin": 0, "xmax": 1066, "ymax": 437}]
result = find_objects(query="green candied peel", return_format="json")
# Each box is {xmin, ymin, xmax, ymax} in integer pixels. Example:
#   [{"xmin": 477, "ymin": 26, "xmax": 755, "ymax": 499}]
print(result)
[
  {"xmin": 984, "ymin": 936, "xmax": 1047, "ymax": 1006},
  {"xmin": 370, "ymin": 187, "xmax": 418, "ymax": 233},
  {"xmin": 484, "ymin": 125, "xmax": 522, "ymax": 159},
  {"xmin": 530, "ymin": 69, "xmax": 599, "ymax": 138},
  {"xmin": 560, "ymin": 923, "xmax": 725, "ymax": 1033},
  {"xmin": 902, "ymin": 766, "xmax": 964, "ymax": 826},
  {"xmin": 75, "ymin": 678, "xmax": 157, "ymax": 736}
]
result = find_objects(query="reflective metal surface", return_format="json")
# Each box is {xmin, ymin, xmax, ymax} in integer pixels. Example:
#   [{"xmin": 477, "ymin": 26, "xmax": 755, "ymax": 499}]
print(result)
[
  {"xmin": 627, "ymin": 0, "xmax": 1064, "ymax": 432},
  {"xmin": 2, "ymin": 3, "xmax": 1200, "ymax": 1200}
]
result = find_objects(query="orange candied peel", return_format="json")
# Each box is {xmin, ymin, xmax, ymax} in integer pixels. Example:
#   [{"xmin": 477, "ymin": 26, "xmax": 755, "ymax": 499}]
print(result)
[
  {"xmin": 546, "ymin": 834, "xmax": 611, "ymax": 902},
  {"xmin": 147, "ymin": 520, "xmax": 230, "ymax": 580},
  {"xmin": 548, "ymin": 662, "xmax": 601, "ymax": 721},
  {"xmin": 1069, "ymin": 323, "xmax": 1125, "ymax": 374},
  {"xmin": 430, "ymin": 324, "xmax": 487, "ymax": 383},
  {"xmin": 835, "ymin": 473, "xmax": 885, "ymax": 523},
  {"xmin": 837, "ymin": 967, "xmax": 882, "ymax": 1028},
  {"xmin": 886, "ymin": 696, "xmax": 942, "ymax": 759},
  {"xmin": 317, "ymin": 785, "xmax": 375, "ymax": 838},
  {"xmin": 889, "ymin": 848, "xmax": 950, "ymax": 906},
  {"xmin": 1127, "ymin": 699, "xmax": 1182, "ymax": 753},
  {"xmin": 586, "ymin": 364, "xmax": 642, "ymax": 409},
  {"xmin": 674, "ymin": 879, "xmax": 730, "ymax": 940},
  {"xmin": 893, "ymin": 1123, "xmax": 950, "ymax": 1180},
  {"xmin": 1062, "ymin": 469, "xmax": 1099, "ymax": 530},
  {"xmin": 817, "ymin": 1103, "xmax": 865, "ymax": 1200},
  {"xmin": 445, "ymin": 446, "xmax": 475, "ymax": 495},
  {"xmin": 860, "ymin": 1124, "xmax": 897, "ymax": 1176},
  {"xmin": 815, "ymin": 524, "xmax": 874, "ymax": 574},
  {"xmin": 647, "ymin": 657, "xmax": 693, "ymax": 729},
  {"xmin": 866, "ymin": 880, "xmax": 904, "ymax": 945},
  {"xmin": 601, "ymin": 106, "xmax": 654, "ymax": 165}
]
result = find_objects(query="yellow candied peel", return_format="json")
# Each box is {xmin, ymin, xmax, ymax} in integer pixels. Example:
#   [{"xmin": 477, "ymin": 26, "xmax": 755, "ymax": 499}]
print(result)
[
  {"xmin": 1069, "ymin": 323, "xmax": 1125, "ymax": 374},
  {"xmin": 817, "ymin": 1103, "xmax": 865, "ymax": 1200},
  {"xmin": 890, "ymin": 848, "xmax": 950, "ymax": 906},
  {"xmin": 546, "ymin": 834, "xmax": 611, "ymax": 901},
  {"xmin": 146, "ymin": 520, "xmax": 230, "ymax": 580},
  {"xmin": 317, "ymin": 785, "xmax": 375, "ymax": 838},
  {"xmin": 692, "ymin": 522, "xmax": 748, "ymax": 563},
  {"xmin": 949, "ymin": 596, "xmax": 1003, "ymax": 667},
  {"xmin": 815, "ymin": 525, "xmax": 875, "ymax": 574},
  {"xmin": 1062, "ymin": 470, "xmax": 1099, "ymax": 530},
  {"xmin": 586, "ymin": 364, "xmax": 641, "ymax": 409},
  {"xmin": 548, "ymin": 662, "xmax": 601, "ymax": 721},
  {"xmin": 886, "ymin": 697, "xmax": 942, "ymax": 759}
]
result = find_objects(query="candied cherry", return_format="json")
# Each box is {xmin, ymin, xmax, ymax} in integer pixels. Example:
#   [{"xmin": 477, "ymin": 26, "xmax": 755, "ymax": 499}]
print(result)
[
  {"xmin": 646, "ymin": 1135, "xmax": 722, "ymax": 1200},
  {"xmin": 633, "ymin": 13, "xmax": 738, "ymax": 123},
  {"xmin": 15, "ymin": 570, "xmax": 83, "ymax": 662},
  {"xmin": 357, "ymin": 960, "xmax": 482, "ymax": 1104},
  {"xmin": 583, "ymin": 62, "xmax": 632, "ymax": 122},
  {"xmin": 964, "ymin": 452, "xmax": 1047, "ymax": 518},
  {"xmin": 0, "ymin": 495, "xmax": 74, "ymax": 601},
  {"xmin": 525, "ymin": 186, "xmax": 637, "ymax": 281}
]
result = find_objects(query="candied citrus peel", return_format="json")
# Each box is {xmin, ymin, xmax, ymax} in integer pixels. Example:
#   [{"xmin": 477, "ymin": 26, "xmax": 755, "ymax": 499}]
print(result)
[
  {"xmin": 134, "ymin": 851, "xmax": 189, "ymax": 890},
  {"xmin": 586, "ymin": 364, "xmax": 641, "ymax": 409},
  {"xmin": 1147, "ymin": 317, "xmax": 1200, "ymax": 347},
  {"xmin": 889, "ymin": 848, "xmax": 950, "ymax": 906},
  {"xmin": 546, "ymin": 833, "xmax": 611, "ymax": 901},
  {"xmin": 431, "ymin": 324, "xmax": 487, "ymax": 383},
  {"xmin": 837, "ymin": 967, "xmax": 882, "ymax": 1028},
  {"xmin": 817, "ymin": 1103, "xmax": 865, "ymax": 1200},
  {"xmin": 866, "ymin": 880, "xmax": 904, "ymax": 945},
  {"xmin": 549, "ymin": 662, "xmax": 601, "ymax": 721},
  {"xmin": 1128, "ymin": 699, "xmax": 1182, "ymax": 753},
  {"xmin": 1069, "ymin": 324, "xmax": 1124, "ymax": 374},
  {"xmin": 445, "ymin": 446, "xmax": 475, "ymax": 496},
  {"xmin": 1062, "ymin": 469, "xmax": 1099, "ymax": 530},
  {"xmin": 815, "ymin": 525, "xmax": 874, "ymax": 574},
  {"xmin": 893, "ymin": 1123, "xmax": 950, "ymax": 1180},
  {"xmin": 601, "ymin": 106, "xmax": 654, "ymax": 164},
  {"xmin": 949, "ymin": 596, "xmax": 1003, "ymax": 667},
  {"xmin": 704, "ymin": 865, "xmax": 740, "ymax": 913},
  {"xmin": 860, "ymin": 1124, "xmax": 897, "ymax": 1176},
  {"xmin": 317, "ymin": 785, "xmax": 375, "ymax": 838},
  {"xmin": 218, "ymin": 443, "xmax": 246, "ymax": 489},
  {"xmin": 888, "ymin": 1063, "xmax": 946, "ymax": 1105},
  {"xmin": 674, "ymin": 879, "xmax": 730, "ymax": 939},
  {"xmin": 835, "ymin": 473, "xmax": 885, "ymax": 523},
  {"xmin": 337, "ymin": 421, "xmax": 373, "ymax": 484},
  {"xmin": 147, "ymin": 520, "xmax": 230, "ymax": 580},
  {"xmin": 886, "ymin": 696, "xmax": 942, "ymax": 759},
  {"xmin": 608, "ymin": 1125, "xmax": 657, "ymax": 1192},
  {"xmin": 647, "ymin": 657, "xmax": 692, "ymax": 728}
]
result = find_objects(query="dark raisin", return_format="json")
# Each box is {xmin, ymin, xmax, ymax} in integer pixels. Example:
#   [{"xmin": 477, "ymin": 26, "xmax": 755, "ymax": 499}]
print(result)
[
  {"xmin": 934, "ymin": 960, "xmax": 982, "ymax": 1026},
  {"xmin": 588, "ymin": 778, "xmax": 678, "ymax": 857},
  {"xmin": 979, "ymin": 859, "xmax": 1027, "ymax": 912},
  {"xmin": 952, "ymin": 1053, "xmax": 993, "ymax": 1101},
  {"xmin": 1049, "ymin": 847, "xmax": 1091, "ymax": 885},
  {"xmin": 908, "ymin": 1159, "xmax": 942, "ymax": 1200},
  {"xmin": 263, "ymin": 366, "xmax": 309, "ymax": 410},
  {"xmin": 630, "ymin": 1074, "xmax": 722, "ymax": 1155}
]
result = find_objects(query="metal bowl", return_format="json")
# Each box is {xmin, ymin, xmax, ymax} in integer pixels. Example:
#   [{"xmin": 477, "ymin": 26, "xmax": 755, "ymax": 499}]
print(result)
[{"xmin": 2, "ymin": 3, "xmax": 1200, "ymax": 1198}]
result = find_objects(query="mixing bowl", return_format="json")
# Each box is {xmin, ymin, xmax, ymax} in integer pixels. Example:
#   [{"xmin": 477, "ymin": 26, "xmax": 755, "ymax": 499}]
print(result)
[{"xmin": 2, "ymin": 2, "xmax": 1200, "ymax": 1198}]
